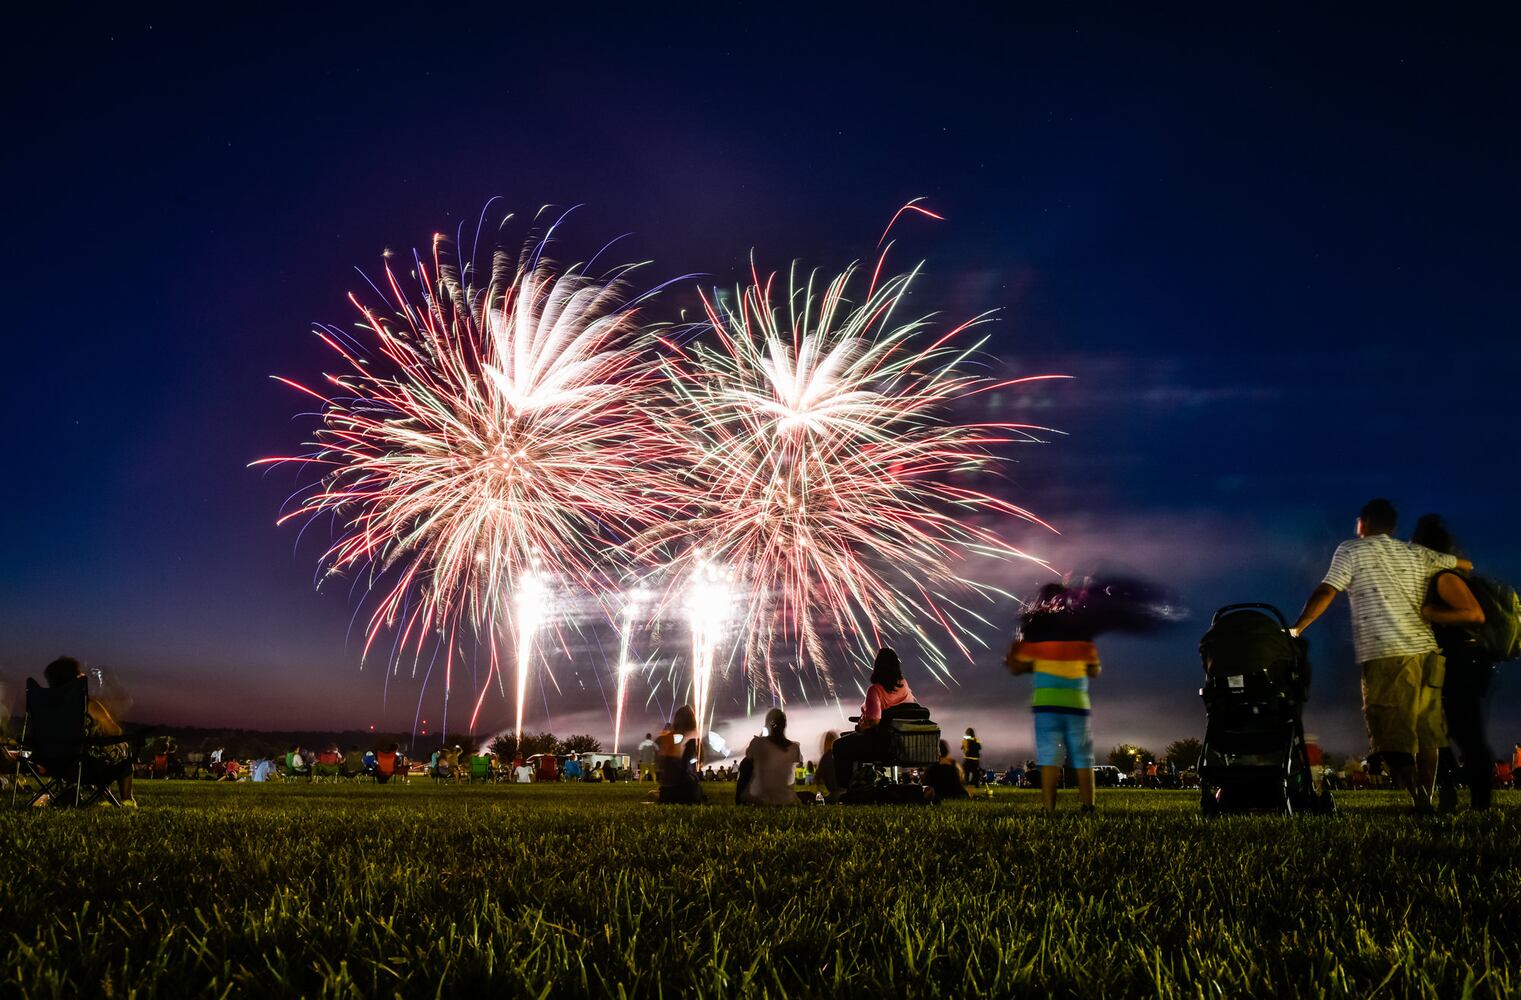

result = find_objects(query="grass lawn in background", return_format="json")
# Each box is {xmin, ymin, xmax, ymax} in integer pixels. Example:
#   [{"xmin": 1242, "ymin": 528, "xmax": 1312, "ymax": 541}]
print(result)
[{"xmin": 3, "ymin": 783, "xmax": 1517, "ymax": 997}]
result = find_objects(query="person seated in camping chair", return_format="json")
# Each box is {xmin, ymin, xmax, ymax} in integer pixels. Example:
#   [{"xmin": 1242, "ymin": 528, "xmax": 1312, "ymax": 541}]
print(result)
[
  {"xmin": 284, "ymin": 745, "xmax": 311, "ymax": 780},
  {"xmin": 828, "ymin": 648, "xmax": 919, "ymax": 788},
  {"xmin": 340, "ymin": 745, "xmax": 365, "ymax": 780},
  {"xmin": 43, "ymin": 657, "xmax": 136, "ymax": 808},
  {"xmin": 372, "ymin": 744, "xmax": 403, "ymax": 784}
]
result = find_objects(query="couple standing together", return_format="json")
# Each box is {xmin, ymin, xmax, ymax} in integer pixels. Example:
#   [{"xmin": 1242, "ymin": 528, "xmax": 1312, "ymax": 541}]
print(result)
[{"xmin": 1292, "ymin": 499, "xmax": 1494, "ymax": 812}]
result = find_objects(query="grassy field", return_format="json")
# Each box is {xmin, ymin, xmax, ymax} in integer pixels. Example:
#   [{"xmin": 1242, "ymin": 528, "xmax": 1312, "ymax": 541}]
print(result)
[{"xmin": 3, "ymin": 783, "xmax": 1518, "ymax": 998}]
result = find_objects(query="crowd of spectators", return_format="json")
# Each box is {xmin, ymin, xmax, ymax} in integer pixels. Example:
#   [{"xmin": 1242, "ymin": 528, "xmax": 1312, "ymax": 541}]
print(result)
[{"xmin": 98, "ymin": 739, "xmax": 643, "ymax": 786}]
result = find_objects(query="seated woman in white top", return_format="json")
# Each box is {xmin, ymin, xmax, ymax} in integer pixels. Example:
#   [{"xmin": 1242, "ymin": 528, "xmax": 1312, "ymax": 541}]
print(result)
[{"xmin": 741, "ymin": 708, "xmax": 803, "ymax": 806}]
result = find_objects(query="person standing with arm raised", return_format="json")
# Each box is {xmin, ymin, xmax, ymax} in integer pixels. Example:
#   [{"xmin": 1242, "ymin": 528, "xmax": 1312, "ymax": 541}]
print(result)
[{"xmin": 1290, "ymin": 499, "xmax": 1470, "ymax": 813}]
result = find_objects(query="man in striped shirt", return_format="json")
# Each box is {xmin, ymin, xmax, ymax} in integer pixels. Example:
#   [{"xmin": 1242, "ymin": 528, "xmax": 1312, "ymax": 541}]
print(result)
[
  {"xmin": 1291, "ymin": 498, "xmax": 1470, "ymax": 812},
  {"xmin": 1006, "ymin": 584, "xmax": 1101, "ymax": 814}
]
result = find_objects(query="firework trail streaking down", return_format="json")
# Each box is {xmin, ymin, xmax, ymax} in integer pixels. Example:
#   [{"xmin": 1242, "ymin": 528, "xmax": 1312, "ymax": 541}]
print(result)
[
  {"xmin": 684, "ymin": 557, "xmax": 735, "ymax": 755},
  {"xmin": 612, "ymin": 586, "xmax": 650, "ymax": 753},
  {"xmin": 513, "ymin": 566, "xmax": 551, "ymax": 743},
  {"xmin": 645, "ymin": 253, "xmax": 1065, "ymax": 700},
  {"xmin": 257, "ymin": 222, "xmax": 675, "ymax": 739}
]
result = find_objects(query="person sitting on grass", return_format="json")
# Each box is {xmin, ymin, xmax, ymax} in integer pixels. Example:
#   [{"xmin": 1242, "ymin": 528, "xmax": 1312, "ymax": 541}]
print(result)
[
  {"xmin": 829, "ymin": 648, "xmax": 916, "ymax": 788},
  {"xmin": 43, "ymin": 657, "xmax": 136, "ymax": 808},
  {"xmin": 656, "ymin": 705, "xmax": 703, "ymax": 804},
  {"xmin": 250, "ymin": 754, "xmax": 276, "ymax": 782},
  {"xmin": 923, "ymin": 740, "xmax": 969, "ymax": 803},
  {"xmin": 738, "ymin": 708, "xmax": 803, "ymax": 806}
]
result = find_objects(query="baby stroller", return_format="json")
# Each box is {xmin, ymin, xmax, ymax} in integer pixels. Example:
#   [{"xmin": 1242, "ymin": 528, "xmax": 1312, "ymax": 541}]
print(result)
[{"xmin": 1198, "ymin": 603, "xmax": 1333, "ymax": 815}]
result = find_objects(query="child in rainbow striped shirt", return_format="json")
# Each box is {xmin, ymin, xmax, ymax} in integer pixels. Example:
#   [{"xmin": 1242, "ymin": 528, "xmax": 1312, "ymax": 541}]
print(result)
[{"xmin": 1006, "ymin": 584, "xmax": 1102, "ymax": 813}]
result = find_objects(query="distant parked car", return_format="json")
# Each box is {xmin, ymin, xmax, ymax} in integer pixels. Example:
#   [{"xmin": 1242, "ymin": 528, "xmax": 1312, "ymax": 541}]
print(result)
[{"xmin": 1093, "ymin": 765, "xmax": 1126, "ymax": 787}]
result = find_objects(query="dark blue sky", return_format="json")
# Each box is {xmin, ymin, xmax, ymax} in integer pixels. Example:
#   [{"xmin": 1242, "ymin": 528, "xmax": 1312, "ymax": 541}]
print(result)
[{"xmin": 2, "ymin": 7, "xmax": 1517, "ymax": 758}]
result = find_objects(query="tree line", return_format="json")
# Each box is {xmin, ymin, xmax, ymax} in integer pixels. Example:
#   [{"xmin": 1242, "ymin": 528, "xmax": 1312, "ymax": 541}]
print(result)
[
  {"xmin": 1105, "ymin": 738, "xmax": 1203, "ymax": 770},
  {"xmin": 486, "ymin": 732, "xmax": 604, "ymax": 759}
]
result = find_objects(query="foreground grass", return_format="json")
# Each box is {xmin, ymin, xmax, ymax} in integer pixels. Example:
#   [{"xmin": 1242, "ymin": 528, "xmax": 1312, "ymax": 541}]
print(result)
[{"xmin": 2, "ymin": 783, "xmax": 1518, "ymax": 998}]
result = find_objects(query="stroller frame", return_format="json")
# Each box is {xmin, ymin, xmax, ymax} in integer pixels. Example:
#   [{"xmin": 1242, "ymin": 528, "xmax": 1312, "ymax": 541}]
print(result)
[{"xmin": 1198, "ymin": 603, "xmax": 1334, "ymax": 816}]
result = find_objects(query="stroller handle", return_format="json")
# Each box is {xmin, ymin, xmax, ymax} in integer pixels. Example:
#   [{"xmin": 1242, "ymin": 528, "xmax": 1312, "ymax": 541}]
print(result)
[{"xmin": 1210, "ymin": 603, "xmax": 1289, "ymax": 628}]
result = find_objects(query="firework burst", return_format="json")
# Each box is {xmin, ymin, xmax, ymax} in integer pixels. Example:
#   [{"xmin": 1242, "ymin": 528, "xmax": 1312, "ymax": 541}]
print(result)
[
  {"xmin": 645, "ymin": 250, "xmax": 1065, "ymax": 705},
  {"xmin": 258, "ymin": 218, "xmax": 674, "ymax": 739}
]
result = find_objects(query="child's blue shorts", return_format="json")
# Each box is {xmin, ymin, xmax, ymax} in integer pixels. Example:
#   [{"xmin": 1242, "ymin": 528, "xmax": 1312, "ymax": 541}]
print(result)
[{"xmin": 1034, "ymin": 712, "xmax": 1094, "ymax": 768}]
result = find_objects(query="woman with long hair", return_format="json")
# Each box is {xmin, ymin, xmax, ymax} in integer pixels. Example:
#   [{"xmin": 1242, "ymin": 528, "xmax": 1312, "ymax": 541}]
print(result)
[
  {"xmin": 1412, "ymin": 514, "xmax": 1493, "ymax": 810},
  {"xmin": 739, "ymin": 708, "xmax": 803, "ymax": 805},
  {"xmin": 814, "ymin": 730, "xmax": 844, "ymax": 802},
  {"xmin": 829, "ymin": 647, "xmax": 917, "ymax": 790},
  {"xmin": 656, "ymin": 704, "xmax": 704, "ymax": 804}
]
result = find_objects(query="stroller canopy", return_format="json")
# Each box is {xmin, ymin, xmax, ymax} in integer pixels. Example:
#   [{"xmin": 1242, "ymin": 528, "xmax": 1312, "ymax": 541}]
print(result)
[{"xmin": 1200, "ymin": 606, "xmax": 1310, "ymax": 702}]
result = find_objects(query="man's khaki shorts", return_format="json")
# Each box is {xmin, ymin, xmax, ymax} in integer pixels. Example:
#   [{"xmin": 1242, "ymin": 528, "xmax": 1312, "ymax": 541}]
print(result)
[{"xmin": 1360, "ymin": 652, "xmax": 1447, "ymax": 755}]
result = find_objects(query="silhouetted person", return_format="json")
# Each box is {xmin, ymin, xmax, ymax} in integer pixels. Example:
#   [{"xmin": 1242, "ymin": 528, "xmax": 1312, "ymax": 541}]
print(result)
[
  {"xmin": 636, "ymin": 733, "xmax": 658, "ymax": 781},
  {"xmin": 961, "ymin": 727, "xmax": 982, "ymax": 787},
  {"xmin": 43, "ymin": 657, "xmax": 135, "ymax": 807},
  {"xmin": 657, "ymin": 705, "xmax": 703, "ymax": 804},
  {"xmin": 923, "ymin": 739, "xmax": 969, "ymax": 802},
  {"xmin": 814, "ymin": 730, "xmax": 844, "ymax": 803},
  {"xmin": 1414, "ymin": 515, "xmax": 1493, "ymax": 811}
]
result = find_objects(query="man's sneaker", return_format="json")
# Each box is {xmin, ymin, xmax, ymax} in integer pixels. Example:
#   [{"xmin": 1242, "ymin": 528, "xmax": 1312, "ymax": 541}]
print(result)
[{"xmin": 120, "ymin": 798, "xmax": 139, "ymax": 810}]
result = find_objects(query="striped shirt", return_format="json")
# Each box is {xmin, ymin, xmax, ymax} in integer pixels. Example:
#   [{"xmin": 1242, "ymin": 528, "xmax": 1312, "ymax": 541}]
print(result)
[
  {"xmin": 1013, "ymin": 640, "xmax": 1100, "ymax": 715},
  {"xmin": 1321, "ymin": 534, "xmax": 1458, "ymax": 662}
]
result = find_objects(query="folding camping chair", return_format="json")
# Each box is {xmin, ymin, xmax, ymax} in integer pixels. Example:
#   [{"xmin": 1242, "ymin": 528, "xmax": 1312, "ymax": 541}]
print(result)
[
  {"xmin": 14, "ymin": 677, "xmax": 137, "ymax": 808},
  {"xmin": 468, "ymin": 754, "xmax": 493, "ymax": 783}
]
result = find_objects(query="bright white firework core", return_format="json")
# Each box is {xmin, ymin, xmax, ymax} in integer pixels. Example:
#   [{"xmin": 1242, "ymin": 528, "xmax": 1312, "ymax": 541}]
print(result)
[
  {"xmin": 686, "ymin": 558, "xmax": 733, "ymax": 758},
  {"xmin": 612, "ymin": 587, "xmax": 650, "ymax": 753},
  {"xmin": 513, "ymin": 568, "xmax": 551, "ymax": 746}
]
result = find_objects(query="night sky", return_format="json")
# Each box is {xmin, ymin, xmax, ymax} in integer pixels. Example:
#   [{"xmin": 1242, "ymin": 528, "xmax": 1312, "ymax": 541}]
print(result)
[{"xmin": 4, "ymin": 8, "xmax": 1517, "ymax": 761}]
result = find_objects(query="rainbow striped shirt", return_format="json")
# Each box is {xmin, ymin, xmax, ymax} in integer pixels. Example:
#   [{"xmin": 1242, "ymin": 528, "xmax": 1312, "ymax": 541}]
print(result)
[{"xmin": 1014, "ymin": 640, "xmax": 1099, "ymax": 715}]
